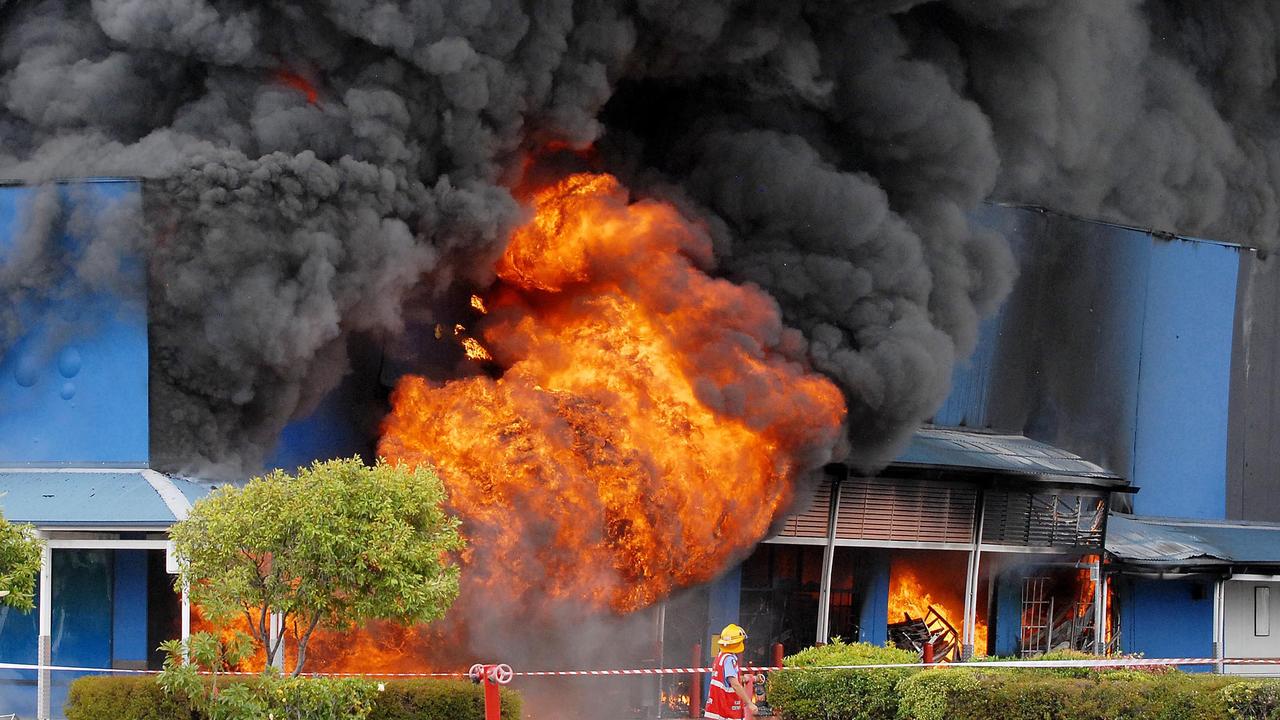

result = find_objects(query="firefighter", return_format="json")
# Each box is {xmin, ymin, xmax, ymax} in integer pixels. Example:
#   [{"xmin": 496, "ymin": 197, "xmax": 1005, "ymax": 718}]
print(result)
[{"xmin": 705, "ymin": 623, "xmax": 757, "ymax": 720}]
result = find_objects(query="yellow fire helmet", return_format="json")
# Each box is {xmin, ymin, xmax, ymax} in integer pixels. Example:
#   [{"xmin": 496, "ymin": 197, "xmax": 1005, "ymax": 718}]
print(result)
[{"xmin": 718, "ymin": 624, "xmax": 747, "ymax": 653}]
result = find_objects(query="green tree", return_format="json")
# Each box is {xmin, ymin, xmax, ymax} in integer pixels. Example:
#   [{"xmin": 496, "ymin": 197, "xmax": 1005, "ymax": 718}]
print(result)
[
  {"xmin": 170, "ymin": 457, "xmax": 463, "ymax": 674},
  {"xmin": 0, "ymin": 511, "xmax": 43, "ymax": 611}
]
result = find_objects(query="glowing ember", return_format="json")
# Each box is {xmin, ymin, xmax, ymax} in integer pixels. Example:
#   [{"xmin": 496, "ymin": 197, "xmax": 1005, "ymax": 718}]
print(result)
[
  {"xmin": 274, "ymin": 68, "xmax": 319, "ymax": 104},
  {"xmin": 380, "ymin": 172, "xmax": 845, "ymax": 612},
  {"xmin": 461, "ymin": 337, "xmax": 492, "ymax": 361},
  {"xmin": 888, "ymin": 554, "xmax": 987, "ymax": 656},
  {"xmin": 471, "ymin": 294, "xmax": 488, "ymax": 314}
]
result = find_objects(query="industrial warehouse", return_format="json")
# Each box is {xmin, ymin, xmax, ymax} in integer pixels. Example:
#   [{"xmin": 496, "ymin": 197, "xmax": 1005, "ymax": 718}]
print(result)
[
  {"xmin": 5, "ymin": 1, "xmax": 1280, "ymax": 720},
  {"xmin": 7, "ymin": 182, "xmax": 1280, "ymax": 718}
]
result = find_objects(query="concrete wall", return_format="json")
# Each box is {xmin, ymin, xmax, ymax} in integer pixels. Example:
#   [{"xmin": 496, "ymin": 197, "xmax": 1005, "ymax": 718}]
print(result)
[{"xmin": 0, "ymin": 180, "xmax": 148, "ymax": 466}]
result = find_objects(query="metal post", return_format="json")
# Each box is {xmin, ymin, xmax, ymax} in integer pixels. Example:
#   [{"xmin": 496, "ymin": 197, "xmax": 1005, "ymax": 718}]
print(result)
[
  {"xmin": 655, "ymin": 602, "xmax": 665, "ymax": 716},
  {"xmin": 771, "ymin": 642, "xmax": 784, "ymax": 670},
  {"xmin": 815, "ymin": 478, "xmax": 842, "ymax": 645},
  {"xmin": 1092, "ymin": 556, "xmax": 1107, "ymax": 654},
  {"xmin": 181, "ymin": 581, "xmax": 191, "ymax": 642},
  {"xmin": 483, "ymin": 673, "xmax": 501, "ymax": 720},
  {"xmin": 269, "ymin": 612, "xmax": 286, "ymax": 671},
  {"xmin": 36, "ymin": 543, "xmax": 52, "ymax": 720},
  {"xmin": 689, "ymin": 643, "xmax": 702, "ymax": 719},
  {"xmin": 1214, "ymin": 578, "xmax": 1225, "ymax": 674},
  {"xmin": 962, "ymin": 491, "xmax": 985, "ymax": 660}
]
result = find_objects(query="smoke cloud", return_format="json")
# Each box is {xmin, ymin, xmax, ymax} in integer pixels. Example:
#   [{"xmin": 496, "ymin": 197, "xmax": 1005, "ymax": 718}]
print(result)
[{"xmin": 0, "ymin": 1, "xmax": 1275, "ymax": 479}]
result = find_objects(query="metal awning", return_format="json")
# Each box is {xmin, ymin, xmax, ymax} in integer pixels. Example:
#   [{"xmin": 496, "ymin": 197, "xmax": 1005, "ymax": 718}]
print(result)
[
  {"xmin": 893, "ymin": 427, "xmax": 1126, "ymax": 488},
  {"xmin": 0, "ymin": 468, "xmax": 217, "ymax": 528},
  {"xmin": 1107, "ymin": 513, "xmax": 1280, "ymax": 569}
]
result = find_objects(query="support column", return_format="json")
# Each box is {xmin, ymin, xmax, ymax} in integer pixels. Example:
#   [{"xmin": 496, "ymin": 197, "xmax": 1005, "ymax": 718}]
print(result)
[
  {"xmin": 181, "ymin": 581, "xmax": 190, "ymax": 644},
  {"xmin": 1092, "ymin": 556, "xmax": 1107, "ymax": 655},
  {"xmin": 268, "ymin": 612, "xmax": 286, "ymax": 671},
  {"xmin": 815, "ymin": 478, "xmax": 842, "ymax": 645},
  {"xmin": 1213, "ymin": 578, "xmax": 1225, "ymax": 674},
  {"xmin": 962, "ymin": 491, "xmax": 985, "ymax": 660},
  {"xmin": 37, "ymin": 544, "xmax": 51, "ymax": 720}
]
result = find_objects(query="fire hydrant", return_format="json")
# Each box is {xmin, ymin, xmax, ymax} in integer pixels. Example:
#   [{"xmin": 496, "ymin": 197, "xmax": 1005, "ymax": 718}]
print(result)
[{"xmin": 468, "ymin": 663, "xmax": 514, "ymax": 720}]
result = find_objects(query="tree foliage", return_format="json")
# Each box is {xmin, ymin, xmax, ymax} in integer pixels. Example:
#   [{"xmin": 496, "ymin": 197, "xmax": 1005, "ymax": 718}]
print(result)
[
  {"xmin": 0, "ymin": 510, "xmax": 43, "ymax": 611},
  {"xmin": 170, "ymin": 457, "xmax": 463, "ymax": 674}
]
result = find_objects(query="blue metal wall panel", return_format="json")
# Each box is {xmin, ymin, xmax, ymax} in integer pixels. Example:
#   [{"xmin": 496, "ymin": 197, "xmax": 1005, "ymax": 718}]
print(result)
[
  {"xmin": 946, "ymin": 206, "xmax": 1150, "ymax": 476},
  {"xmin": 0, "ymin": 181, "xmax": 148, "ymax": 465},
  {"xmin": 1131, "ymin": 240, "xmax": 1241, "ymax": 518},
  {"xmin": 707, "ymin": 566, "xmax": 742, "ymax": 651},
  {"xmin": 856, "ymin": 552, "xmax": 889, "ymax": 646},
  {"xmin": 703, "ymin": 567, "xmax": 742, "ymax": 704},
  {"xmin": 0, "ymin": 596, "xmax": 36, "ymax": 716},
  {"xmin": 993, "ymin": 570, "xmax": 1022, "ymax": 657},
  {"xmin": 112, "ymin": 550, "xmax": 148, "ymax": 665},
  {"xmin": 1119, "ymin": 578, "xmax": 1215, "ymax": 670}
]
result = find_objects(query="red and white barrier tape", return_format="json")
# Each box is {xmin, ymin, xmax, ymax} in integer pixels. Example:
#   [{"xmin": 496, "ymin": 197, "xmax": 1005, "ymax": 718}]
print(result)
[{"xmin": 2, "ymin": 656, "xmax": 1278, "ymax": 678}]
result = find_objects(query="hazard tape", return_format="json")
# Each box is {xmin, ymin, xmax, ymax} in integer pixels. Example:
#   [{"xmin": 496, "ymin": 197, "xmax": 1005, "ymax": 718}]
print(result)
[
  {"xmin": 2, "ymin": 657, "xmax": 1278, "ymax": 679},
  {"xmin": 0, "ymin": 662, "xmax": 465, "ymax": 678}
]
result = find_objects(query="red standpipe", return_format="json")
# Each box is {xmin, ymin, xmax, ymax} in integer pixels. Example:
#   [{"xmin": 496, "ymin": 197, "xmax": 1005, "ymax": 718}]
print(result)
[
  {"xmin": 469, "ymin": 664, "xmax": 513, "ymax": 720},
  {"xmin": 772, "ymin": 642, "xmax": 784, "ymax": 669},
  {"xmin": 922, "ymin": 641, "xmax": 935, "ymax": 665},
  {"xmin": 690, "ymin": 643, "xmax": 702, "ymax": 719},
  {"xmin": 484, "ymin": 677, "xmax": 500, "ymax": 720}
]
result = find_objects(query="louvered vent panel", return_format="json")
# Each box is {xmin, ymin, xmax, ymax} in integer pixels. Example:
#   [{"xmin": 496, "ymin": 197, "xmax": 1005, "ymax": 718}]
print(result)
[
  {"xmin": 982, "ymin": 490, "xmax": 1106, "ymax": 549},
  {"xmin": 774, "ymin": 479, "xmax": 832, "ymax": 538},
  {"xmin": 836, "ymin": 477, "xmax": 977, "ymax": 544}
]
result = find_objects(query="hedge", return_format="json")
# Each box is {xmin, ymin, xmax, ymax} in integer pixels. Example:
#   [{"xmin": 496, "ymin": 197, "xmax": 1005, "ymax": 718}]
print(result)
[
  {"xmin": 65, "ymin": 675, "xmax": 522, "ymax": 720},
  {"xmin": 766, "ymin": 643, "xmax": 1280, "ymax": 720},
  {"xmin": 766, "ymin": 640, "xmax": 918, "ymax": 720},
  {"xmin": 895, "ymin": 669, "xmax": 1240, "ymax": 720}
]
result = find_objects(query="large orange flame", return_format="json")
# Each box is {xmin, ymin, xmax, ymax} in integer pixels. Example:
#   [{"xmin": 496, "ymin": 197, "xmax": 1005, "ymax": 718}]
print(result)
[
  {"xmin": 888, "ymin": 554, "xmax": 987, "ymax": 657},
  {"xmin": 380, "ymin": 172, "xmax": 845, "ymax": 613}
]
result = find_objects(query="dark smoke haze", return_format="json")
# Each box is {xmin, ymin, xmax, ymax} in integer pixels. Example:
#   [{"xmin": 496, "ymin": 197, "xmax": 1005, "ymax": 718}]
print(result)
[{"xmin": 0, "ymin": 0, "xmax": 1276, "ymax": 478}]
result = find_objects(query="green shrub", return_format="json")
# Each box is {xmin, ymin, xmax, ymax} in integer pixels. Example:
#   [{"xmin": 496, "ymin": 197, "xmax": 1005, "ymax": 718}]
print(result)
[
  {"xmin": 898, "ymin": 671, "xmax": 1239, "ymax": 720},
  {"xmin": 66, "ymin": 675, "xmax": 521, "ymax": 720},
  {"xmin": 895, "ymin": 670, "xmax": 981, "ymax": 720},
  {"xmin": 766, "ymin": 640, "xmax": 918, "ymax": 720},
  {"xmin": 1223, "ymin": 679, "xmax": 1280, "ymax": 719},
  {"xmin": 66, "ymin": 676, "xmax": 193, "ymax": 720},
  {"xmin": 369, "ymin": 679, "xmax": 521, "ymax": 720}
]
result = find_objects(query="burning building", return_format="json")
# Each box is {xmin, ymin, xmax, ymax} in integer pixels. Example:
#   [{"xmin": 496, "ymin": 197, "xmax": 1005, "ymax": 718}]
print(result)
[{"xmin": 5, "ymin": 1, "xmax": 1280, "ymax": 718}]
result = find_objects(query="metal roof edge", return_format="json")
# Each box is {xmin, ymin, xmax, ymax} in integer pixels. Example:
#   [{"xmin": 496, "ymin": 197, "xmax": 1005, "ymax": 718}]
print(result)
[
  {"xmin": 141, "ymin": 470, "xmax": 194, "ymax": 521},
  {"xmin": 1112, "ymin": 514, "xmax": 1280, "ymax": 531},
  {"xmin": 984, "ymin": 201, "xmax": 1253, "ymax": 252},
  {"xmin": 882, "ymin": 462, "xmax": 1130, "ymax": 490}
]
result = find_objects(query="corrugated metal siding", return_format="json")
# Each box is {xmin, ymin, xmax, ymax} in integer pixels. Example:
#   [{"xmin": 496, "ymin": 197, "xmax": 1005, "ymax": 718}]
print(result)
[
  {"xmin": 836, "ymin": 477, "xmax": 977, "ymax": 544},
  {"xmin": 773, "ymin": 479, "xmax": 831, "ymax": 539}
]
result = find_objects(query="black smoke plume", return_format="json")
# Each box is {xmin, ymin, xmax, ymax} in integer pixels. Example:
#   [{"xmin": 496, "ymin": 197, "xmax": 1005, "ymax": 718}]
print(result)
[{"xmin": 0, "ymin": 0, "xmax": 1275, "ymax": 479}]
